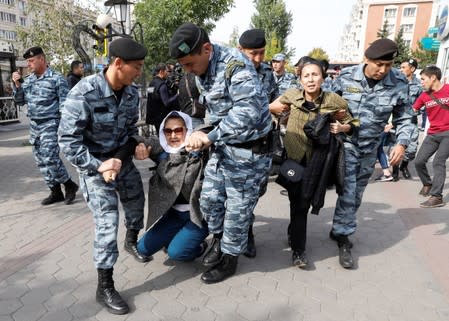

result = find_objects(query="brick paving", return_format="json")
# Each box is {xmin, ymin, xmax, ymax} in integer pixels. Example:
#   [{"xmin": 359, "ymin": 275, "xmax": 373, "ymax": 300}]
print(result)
[{"xmin": 1, "ymin": 116, "xmax": 449, "ymax": 321}]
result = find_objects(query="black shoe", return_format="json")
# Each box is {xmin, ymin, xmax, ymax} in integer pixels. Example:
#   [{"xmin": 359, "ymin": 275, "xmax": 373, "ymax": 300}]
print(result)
[
  {"xmin": 243, "ymin": 225, "xmax": 256, "ymax": 258},
  {"xmin": 338, "ymin": 243, "xmax": 354, "ymax": 269},
  {"xmin": 201, "ymin": 254, "xmax": 238, "ymax": 284},
  {"xmin": 392, "ymin": 165, "xmax": 399, "ymax": 182},
  {"xmin": 96, "ymin": 268, "xmax": 129, "ymax": 315},
  {"xmin": 124, "ymin": 229, "xmax": 152, "ymax": 263},
  {"xmin": 292, "ymin": 250, "xmax": 308, "ymax": 268},
  {"xmin": 329, "ymin": 231, "xmax": 353, "ymax": 248},
  {"xmin": 400, "ymin": 161, "xmax": 411, "ymax": 179},
  {"xmin": 329, "ymin": 231, "xmax": 354, "ymax": 269},
  {"xmin": 41, "ymin": 185, "xmax": 65, "ymax": 205},
  {"xmin": 63, "ymin": 179, "xmax": 79, "ymax": 205},
  {"xmin": 202, "ymin": 234, "xmax": 222, "ymax": 266}
]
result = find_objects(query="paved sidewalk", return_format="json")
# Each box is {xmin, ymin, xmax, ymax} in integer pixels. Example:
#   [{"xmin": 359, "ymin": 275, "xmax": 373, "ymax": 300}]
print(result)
[{"xmin": 1, "ymin": 123, "xmax": 449, "ymax": 321}]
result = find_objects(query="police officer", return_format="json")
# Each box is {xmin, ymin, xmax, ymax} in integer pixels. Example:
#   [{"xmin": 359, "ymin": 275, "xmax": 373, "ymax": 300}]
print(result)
[
  {"xmin": 237, "ymin": 29, "xmax": 279, "ymax": 258},
  {"xmin": 12, "ymin": 46, "xmax": 78, "ymax": 206},
  {"xmin": 397, "ymin": 58, "xmax": 422, "ymax": 179},
  {"xmin": 58, "ymin": 37, "xmax": 150, "ymax": 315},
  {"xmin": 331, "ymin": 39, "xmax": 414, "ymax": 268},
  {"xmin": 271, "ymin": 53, "xmax": 297, "ymax": 95},
  {"xmin": 169, "ymin": 23, "xmax": 272, "ymax": 283}
]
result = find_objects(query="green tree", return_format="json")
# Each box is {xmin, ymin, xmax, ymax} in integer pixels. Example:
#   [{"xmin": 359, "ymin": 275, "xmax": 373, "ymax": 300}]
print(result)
[
  {"xmin": 411, "ymin": 41, "xmax": 438, "ymax": 67},
  {"xmin": 16, "ymin": 0, "xmax": 88, "ymax": 74},
  {"xmin": 229, "ymin": 26, "xmax": 239, "ymax": 48},
  {"xmin": 134, "ymin": 0, "xmax": 234, "ymax": 69},
  {"xmin": 307, "ymin": 48, "xmax": 329, "ymax": 61},
  {"xmin": 394, "ymin": 27, "xmax": 410, "ymax": 66},
  {"xmin": 250, "ymin": 0, "xmax": 293, "ymax": 60},
  {"xmin": 377, "ymin": 19, "xmax": 390, "ymax": 39}
]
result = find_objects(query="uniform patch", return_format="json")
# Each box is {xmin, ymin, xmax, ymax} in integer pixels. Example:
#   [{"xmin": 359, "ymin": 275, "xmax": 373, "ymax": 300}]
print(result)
[
  {"xmin": 345, "ymin": 87, "xmax": 361, "ymax": 93},
  {"xmin": 178, "ymin": 42, "xmax": 191, "ymax": 54}
]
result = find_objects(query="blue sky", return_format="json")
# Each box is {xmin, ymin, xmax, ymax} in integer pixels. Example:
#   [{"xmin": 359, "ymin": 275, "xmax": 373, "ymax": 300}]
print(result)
[{"xmin": 210, "ymin": 0, "xmax": 356, "ymax": 62}]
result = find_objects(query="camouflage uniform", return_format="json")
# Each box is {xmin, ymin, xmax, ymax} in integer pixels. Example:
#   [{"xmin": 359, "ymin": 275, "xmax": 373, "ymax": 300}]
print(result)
[
  {"xmin": 404, "ymin": 73, "xmax": 422, "ymax": 161},
  {"xmin": 58, "ymin": 70, "xmax": 145, "ymax": 269},
  {"xmin": 331, "ymin": 64, "xmax": 414, "ymax": 236},
  {"xmin": 13, "ymin": 68, "xmax": 71, "ymax": 188},
  {"xmin": 198, "ymin": 44, "xmax": 272, "ymax": 255},
  {"xmin": 273, "ymin": 71, "xmax": 296, "ymax": 95},
  {"xmin": 321, "ymin": 76, "xmax": 334, "ymax": 92}
]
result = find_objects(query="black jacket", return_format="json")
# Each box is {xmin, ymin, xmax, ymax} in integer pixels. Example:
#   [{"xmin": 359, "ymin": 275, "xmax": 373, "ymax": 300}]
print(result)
[
  {"xmin": 146, "ymin": 76, "xmax": 178, "ymax": 126},
  {"xmin": 66, "ymin": 72, "xmax": 82, "ymax": 90},
  {"xmin": 302, "ymin": 113, "xmax": 345, "ymax": 214}
]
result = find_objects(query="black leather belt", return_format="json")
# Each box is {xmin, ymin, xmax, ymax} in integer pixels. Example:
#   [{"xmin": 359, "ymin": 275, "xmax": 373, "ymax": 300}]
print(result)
[{"xmin": 228, "ymin": 136, "xmax": 270, "ymax": 154}]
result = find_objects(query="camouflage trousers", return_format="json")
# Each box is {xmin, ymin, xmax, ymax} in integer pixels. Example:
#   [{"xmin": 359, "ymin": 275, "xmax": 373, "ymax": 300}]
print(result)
[
  {"xmin": 404, "ymin": 125, "xmax": 419, "ymax": 162},
  {"xmin": 78, "ymin": 159, "xmax": 145, "ymax": 269},
  {"xmin": 30, "ymin": 119, "xmax": 70, "ymax": 188},
  {"xmin": 201, "ymin": 145, "xmax": 271, "ymax": 255},
  {"xmin": 332, "ymin": 143, "xmax": 377, "ymax": 236}
]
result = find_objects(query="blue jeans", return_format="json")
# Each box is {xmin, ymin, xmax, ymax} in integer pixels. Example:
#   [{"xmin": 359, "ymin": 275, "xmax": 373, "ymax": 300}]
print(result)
[
  {"xmin": 377, "ymin": 132, "xmax": 389, "ymax": 169},
  {"xmin": 137, "ymin": 208, "xmax": 209, "ymax": 261}
]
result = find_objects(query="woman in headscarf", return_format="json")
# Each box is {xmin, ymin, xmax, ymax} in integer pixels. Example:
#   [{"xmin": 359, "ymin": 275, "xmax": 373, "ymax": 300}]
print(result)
[{"xmin": 136, "ymin": 111, "xmax": 209, "ymax": 261}]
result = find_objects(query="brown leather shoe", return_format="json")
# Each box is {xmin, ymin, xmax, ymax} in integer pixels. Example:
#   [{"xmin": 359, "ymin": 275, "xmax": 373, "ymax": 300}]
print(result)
[
  {"xmin": 420, "ymin": 196, "xmax": 445, "ymax": 208},
  {"xmin": 419, "ymin": 185, "xmax": 432, "ymax": 197}
]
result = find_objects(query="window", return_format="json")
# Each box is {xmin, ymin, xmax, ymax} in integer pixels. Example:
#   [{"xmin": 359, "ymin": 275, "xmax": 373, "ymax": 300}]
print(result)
[
  {"xmin": 401, "ymin": 24, "xmax": 414, "ymax": 33},
  {"xmin": 0, "ymin": 29, "xmax": 17, "ymax": 40},
  {"xmin": 0, "ymin": 0, "xmax": 15, "ymax": 5},
  {"xmin": 17, "ymin": 0, "xmax": 25, "ymax": 12},
  {"xmin": 19, "ymin": 16, "xmax": 25, "ymax": 26},
  {"xmin": 385, "ymin": 8, "xmax": 397, "ymax": 18},
  {"xmin": 0, "ymin": 11, "xmax": 16, "ymax": 23},
  {"xmin": 404, "ymin": 40, "xmax": 411, "ymax": 47},
  {"xmin": 387, "ymin": 24, "xmax": 395, "ymax": 33},
  {"xmin": 403, "ymin": 7, "xmax": 416, "ymax": 17}
]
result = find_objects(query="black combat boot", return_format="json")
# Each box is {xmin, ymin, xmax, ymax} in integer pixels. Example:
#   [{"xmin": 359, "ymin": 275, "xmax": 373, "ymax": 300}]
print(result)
[
  {"xmin": 63, "ymin": 179, "xmax": 79, "ymax": 205},
  {"xmin": 329, "ymin": 231, "xmax": 354, "ymax": 269},
  {"xmin": 202, "ymin": 233, "xmax": 222, "ymax": 266},
  {"xmin": 124, "ymin": 229, "xmax": 152, "ymax": 263},
  {"xmin": 201, "ymin": 254, "xmax": 238, "ymax": 284},
  {"xmin": 41, "ymin": 184, "xmax": 65, "ymax": 205},
  {"xmin": 399, "ymin": 161, "xmax": 411, "ymax": 179},
  {"xmin": 392, "ymin": 165, "xmax": 399, "ymax": 182},
  {"xmin": 96, "ymin": 268, "xmax": 129, "ymax": 315},
  {"xmin": 243, "ymin": 225, "xmax": 256, "ymax": 258}
]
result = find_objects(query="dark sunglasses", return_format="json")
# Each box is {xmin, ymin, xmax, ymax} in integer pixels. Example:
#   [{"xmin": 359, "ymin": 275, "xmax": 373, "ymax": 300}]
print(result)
[{"xmin": 163, "ymin": 127, "xmax": 185, "ymax": 135}]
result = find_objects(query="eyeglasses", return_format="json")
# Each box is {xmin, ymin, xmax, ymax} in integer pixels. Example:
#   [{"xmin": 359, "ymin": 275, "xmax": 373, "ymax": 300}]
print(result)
[{"xmin": 163, "ymin": 127, "xmax": 185, "ymax": 135}]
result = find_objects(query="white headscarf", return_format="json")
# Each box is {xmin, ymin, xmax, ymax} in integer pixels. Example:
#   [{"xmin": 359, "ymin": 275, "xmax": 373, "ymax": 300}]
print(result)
[{"xmin": 158, "ymin": 111, "xmax": 193, "ymax": 153}]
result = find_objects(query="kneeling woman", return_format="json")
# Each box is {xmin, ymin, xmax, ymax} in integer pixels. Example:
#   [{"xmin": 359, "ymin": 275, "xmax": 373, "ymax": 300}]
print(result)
[
  {"xmin": 272, "ymin": 59, "xmax": 358, "ymax": 268},
  {"xmin": 136, "ymin": 111, "xmax": 209, "ymax": 261}
]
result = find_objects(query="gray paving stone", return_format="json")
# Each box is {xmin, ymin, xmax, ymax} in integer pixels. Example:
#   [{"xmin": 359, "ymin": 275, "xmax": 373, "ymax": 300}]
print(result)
[
  {"xmin": 206, "ymin": 295, "xmax": 238, "ymax": 315},
  {"xmin": 181, "ymin": 307, "xmax": 216, "ymax": 321},
  {"xmin": 151, "ymin": 299, "xmax": 186, "ymax": 319},
  {"xmin": 37, "ymin": 310, "xmax": 73, "ymax": 321},
  {"xmin": 12, "ymin": 303, "xmax": 47, "ymax": 321},
  {"xmin": 0, "ymin": 298, "xmax": 22, "ymax": 315}
]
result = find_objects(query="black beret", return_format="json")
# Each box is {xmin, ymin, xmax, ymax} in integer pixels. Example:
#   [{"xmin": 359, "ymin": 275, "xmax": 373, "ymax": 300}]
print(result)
[
  {"xmin": 23, "ymin": 46, "xmax": 44, "ymax": 59},
  {"xmin": 109, "ymin": 37, "xmax": 147, "ymax": 61},
  {"xmin": 239, "ymin": 29, "xmax": 266, "ymax": 49},
  {"xmin": 365, "ymin": 38, "xmax": 398, "ymax": 60},
  {"xmin": 169, "ymin": 23, "xmax": 204, "ymax": 59}
]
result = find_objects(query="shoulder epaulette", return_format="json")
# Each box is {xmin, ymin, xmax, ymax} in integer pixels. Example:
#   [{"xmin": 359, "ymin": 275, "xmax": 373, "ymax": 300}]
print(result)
[{"xmin": 225, "ymin": 60, "xmax": 245, "ymax": 80}]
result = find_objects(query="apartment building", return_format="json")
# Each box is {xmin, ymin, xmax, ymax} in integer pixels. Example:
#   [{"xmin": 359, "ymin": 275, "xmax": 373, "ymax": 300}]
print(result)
[{"xmin": 336, "ymin": 0, "xmax": 440, "ymax": 63}]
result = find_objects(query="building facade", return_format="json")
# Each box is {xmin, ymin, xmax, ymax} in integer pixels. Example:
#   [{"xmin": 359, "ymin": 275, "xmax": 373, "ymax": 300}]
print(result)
[{"xmin": 336, "ymin": 0, "xmax": 440, "ymax": 63}]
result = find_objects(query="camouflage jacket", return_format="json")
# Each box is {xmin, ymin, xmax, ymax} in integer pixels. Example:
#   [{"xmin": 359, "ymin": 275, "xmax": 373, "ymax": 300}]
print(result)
[
  {"xmin": 199, "ymin": 44, "xmax": 272, "ymax": 145},
  {"xmin": 58, "ymin": 69, "xmax": 140, "ymax": 173},
  {"xmin": 257, "ymin": 62, "xmax": 279, "ymax": 103},
  {"xmin": 408, "ymin": 73, "xmax": 423, "ymax": 105},
  {"xmin": 332, "ymin": 64, "xmax": 413, "ymax": 152},
  {"xmin": 274, "ymin": 71, "xmax": 297, "ymax": 95},
  {"xmin": 13, "ymin": 68, "xmax": 68, "ymax": 120}
]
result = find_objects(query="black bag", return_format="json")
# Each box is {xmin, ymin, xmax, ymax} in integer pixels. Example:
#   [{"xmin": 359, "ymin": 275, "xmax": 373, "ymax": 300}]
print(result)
[
  {"xmin": 275, "ymin": 159, "xmax": 305, "ymax": 189},
  {"xmin": 270, "ymin": 121, "xmax": 285, "ymax": 165}
]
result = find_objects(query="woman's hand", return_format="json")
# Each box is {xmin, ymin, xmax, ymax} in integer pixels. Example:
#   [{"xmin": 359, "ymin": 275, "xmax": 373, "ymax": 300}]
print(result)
[
  {"xmin": 134, "ymin": 143, "xmax": 151, "ymax": 160},
  {"xmin": 384, "ymin": 123, "xmax": 394, "ymax": 133},
  {"xmin": 330, "ymin": 120, "xmax": 350, "ymax": 134},
  {"xmin": 103, "ymin": 169, "xmax": 118, "ymax": 183}
]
